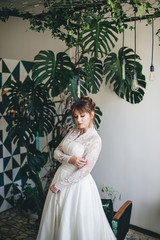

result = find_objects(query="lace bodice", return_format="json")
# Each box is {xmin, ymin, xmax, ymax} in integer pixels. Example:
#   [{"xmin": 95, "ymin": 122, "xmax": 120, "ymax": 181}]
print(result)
[{"xmin": 54, "ymin": 127, "xmax": 102, "ymax": 190}]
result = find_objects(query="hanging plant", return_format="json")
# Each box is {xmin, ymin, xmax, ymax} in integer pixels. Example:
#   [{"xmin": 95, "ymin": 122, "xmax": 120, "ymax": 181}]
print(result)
[
  {"xmin": 31, "ymin": 49, "xmax": 103, "ymax": 96},
  {"xmin": 0, "ymin": 1, "xmax": 154, "ymax": 40},
  {"xmin": 94, "ymin": 106, "xmax": 102, "ymax": 128},
  {"xmin": 81, "ymin": 20, "xmax": 118, "ymax": 58},
  {"xmin": 80, "ymin": 56, "xmax": 103, "ymax": 94},
  {"xmin": 104, "ymin": 47, "xmax": 146, "ymax": 104},
  {"xmin": 32, "ymin": 50, "xmax": 103, "ymax": 130},
  {"xmin": 32, "ymin": 50, "xmax": 74, "ymax": 97}
]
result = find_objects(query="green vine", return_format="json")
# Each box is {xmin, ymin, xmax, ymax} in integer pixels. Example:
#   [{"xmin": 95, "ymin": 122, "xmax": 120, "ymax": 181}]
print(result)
[{"xmin": 0, "ymin": 1, "xmax": 160, "ymax": 46}]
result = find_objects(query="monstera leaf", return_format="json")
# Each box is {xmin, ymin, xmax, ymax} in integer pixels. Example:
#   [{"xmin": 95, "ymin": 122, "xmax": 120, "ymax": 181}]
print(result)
[
  {"xmin": 94, "ymin": 106, "xmax": 102, "ymax": 129},
  {"xmin": 81, "ymin": 20, "xmax": 118, "ymax": 58},
  {"xmin": 32, "ymin": 50, "xmax": 74, "ymax": 97},
  {"xmin": 27, "ymin": 144, "xmax": 48, "ymax": 173},
  {"xmin": 23, "ymin": 79, "xmax": 56, "ymax": 137},
  {"xmin": 6, "ymin": 78, "xmax": 56, "ymax": 147},
  {"xmin": 104, "ymin": 47, "xmax": 146, "ymax": 104},
  {"xmin": 65, "ymin": 66, "xmax": 88, "ymax": 101},
  {"xmin": 65, "ymin": 57, "xmax": 103, "ymax": 98},
  {"xmin": 3, "ymin": 78, "xmax": 23, "ymax": 115},
  {"xmin": 80, "ymin": 57, "xmax": 103, "ymax": 94}
]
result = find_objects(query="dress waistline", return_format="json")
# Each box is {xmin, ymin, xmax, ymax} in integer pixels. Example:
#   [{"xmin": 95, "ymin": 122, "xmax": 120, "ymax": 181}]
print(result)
[{"xmin": 60, "ymin": 163, "xmax": 78, "ymax": 174}]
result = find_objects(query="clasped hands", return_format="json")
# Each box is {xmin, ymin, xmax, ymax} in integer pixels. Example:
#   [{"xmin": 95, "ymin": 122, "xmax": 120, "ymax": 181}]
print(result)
[{"xmin": 68, "ymin": 155, "xmax": 87, "ymax": 168}]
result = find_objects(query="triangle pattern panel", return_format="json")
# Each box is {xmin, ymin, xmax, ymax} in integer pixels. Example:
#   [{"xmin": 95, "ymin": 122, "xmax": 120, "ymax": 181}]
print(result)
[
  {"xmin": 24, "ymin": 75, "xmax": 32, "ymax": 83},
  {"xmin": 21, "ymin": 153, "xmax": 27, "ymax": 165},
  {"xmin": 12, "ymin": 62, "xmax": 20, "ymax": 82},
  {"xmin": 14, "ymin": 168, "xmax": 22, "ymax": 182},
  {"xmin": 0, "ymin": 172, "xmax": 4, "ymax": 186},
  {"xmin": 0, "ymin": 194, "xmax": 4, "ymax": 207},
  {"xmin": 0, "ymin": 116, "xmax": 9, "ymax": 135},
  {"xmin": 2, "ymin": 60, "xmax": 10, "ymax": 73},
  {"xmin": 21, "ymin": 60, "xmax": 34, "ymax": 73},
  {"xmin": 3, "ymin": 58, "xmax": 19, "ymax": 74},
  {"xmin": 4, "ymin": 138, "xmax": 12, "ymax": 155},
  {"xmin": 0, "ymin": 158, "xmax": 3, "ymax": 172},
  {"xmin": 20, "ymin": 61, "xmax": 33, "ymax": 82},
  {"xmin": 6, "ymin": 195, "xmax": 14, "ymax": 206},
  {"xmin": 4, "ymin": 183, "xmax": 12, "ymax": 197},
  {"xmin": 4, "ymin": 170, "xmax": 12, "ymax": 182},
  {"xmin": 3, "ymin": 157, "xmax": 12, "ymax": 171},
  {"xmin": 0, "ymin": 145, "xmax": 2, "ymax": 159},
  {"xmin": 0, "ymin": 130, "xmax": 2, "ymax": 142},
  {"xmin": 12, "ymin": 157, "xmax": 20, "ymax": 169},
  {"xmin": 13, "ymin": 146, "xmax": 21, "ymax": 156},
  {"xmin": 0, "ymin": 58, "xmax": 32, "ymax": 212},
  {"xmin": 2, "ymin": 72, "xmax": 11, "ymax": 87},
  {"xmin": 0, "ymin": 199, "xmax": 12, "ymax": 213},
  {"xmin": 20, "ymin": 61, "xmax": 30, "ymax": 82},
  {"xmin": 3, "ymin": 145, "xmax": 11, "ymax": 158},
  {"xmin": 13, "ymin": 167, "xmax": 21, "ymax": 182},
  {"xmin": 0, "ymin": 186, "xmax": 5, "ymax": 198},
  {"xmin": 3, "ymin": 172, "xmax": 12, "ymax": 185}
]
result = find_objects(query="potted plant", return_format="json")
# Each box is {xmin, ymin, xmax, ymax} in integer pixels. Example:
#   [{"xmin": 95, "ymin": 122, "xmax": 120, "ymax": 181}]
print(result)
[{"xmin": 101, "ymin": 183, "xmax": 121, "ymax": 227}]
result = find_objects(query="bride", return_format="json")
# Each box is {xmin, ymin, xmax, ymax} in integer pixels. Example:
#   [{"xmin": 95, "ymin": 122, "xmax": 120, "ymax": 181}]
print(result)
[{"xmin": 37, "ymin": 96, "xmax": 116, "ymax": 240}]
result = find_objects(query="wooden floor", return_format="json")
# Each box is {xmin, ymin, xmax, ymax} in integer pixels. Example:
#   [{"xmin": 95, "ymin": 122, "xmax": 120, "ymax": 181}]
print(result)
[{"xmin": 0, "ymin": 207, "xmax": 159, "ymax": 240}]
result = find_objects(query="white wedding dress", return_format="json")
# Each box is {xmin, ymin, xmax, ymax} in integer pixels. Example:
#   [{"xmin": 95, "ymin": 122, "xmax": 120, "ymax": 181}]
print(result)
[{"xmin": 37, "ymin": 127, "xmax": 116, "ymax": 240}]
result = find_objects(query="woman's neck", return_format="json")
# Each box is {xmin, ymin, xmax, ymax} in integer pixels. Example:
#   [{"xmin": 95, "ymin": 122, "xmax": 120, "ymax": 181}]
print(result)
[{"xmin": 80, "ymin": 127, "xmax": 89, "ymax": 134}]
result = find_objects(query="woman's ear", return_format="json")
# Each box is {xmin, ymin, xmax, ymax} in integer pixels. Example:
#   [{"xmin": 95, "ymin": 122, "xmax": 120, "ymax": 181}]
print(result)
[{"xmin": 91, "ymin": 111, "xmax": 95, "ymax": 119}]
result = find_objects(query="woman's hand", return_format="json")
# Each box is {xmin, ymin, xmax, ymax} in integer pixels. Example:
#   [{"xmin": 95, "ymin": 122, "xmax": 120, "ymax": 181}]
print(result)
[
  {"xmin": 69, "ymin": 156, "xmax": 87, "ymax": 168},
  {"xmin": 50, "ymin": 184, "xmax": 59, "ymax": 194}
]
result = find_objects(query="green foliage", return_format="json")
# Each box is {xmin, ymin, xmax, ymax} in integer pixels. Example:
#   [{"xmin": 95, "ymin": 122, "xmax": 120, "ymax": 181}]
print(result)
[
  {"xmin": 2, "ymin": 76, "xmax": 56, "ymax": 219},
  {"xmin": 102, "ymin": 183, "xmax": 121, "ymax": 203},
  {"xmin": 4, "ymin": 77, "xmax": 56, "ymax": 147},
  {"xmin": 94, "ymin": 106, "xmax": 102, "ymax": 128},
  {"xmin": 0, "ymin": 0, "xmax": 153, "ymax": 219},
  {"xmin": 11, "ymin": 143, "xmax": 49, "ymax": 219},
  {"xmin": 12, "ymin": 182, "xmax": 44, "ymax": 219},
  {"xmin": 27, "ymin": 144, "xmax": 48, "ymax": 173},
  {"xmin": 32, "ymin": 51, "xmax": 74, "ymax": 97},
  {"xmin": 81, "ymin": 20, "xmax": 118, "ymax": 58},
  {"xmin": 81, "ymin": 57, "xmax": 103, "ymax": 94},
  {"xmin": 104, "ymin": 47, "xmax": 146, "ymax": 103},
  {"xmin": 0, "ymin": 1, "xmax": 158, "ymax": 45}
]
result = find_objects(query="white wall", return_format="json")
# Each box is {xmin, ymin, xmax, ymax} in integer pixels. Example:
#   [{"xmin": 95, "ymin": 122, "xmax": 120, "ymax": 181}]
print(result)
[
  {"xmin": 0, "ymin": 16, "xmax": 66, "ymax": 60},
  {"xmin": 92, "ymin": 20, "xmax": 160, "ymax": 234},
  {"xmin": 0, "ymin": 17, "xmax": 160, "ymax": 234}
]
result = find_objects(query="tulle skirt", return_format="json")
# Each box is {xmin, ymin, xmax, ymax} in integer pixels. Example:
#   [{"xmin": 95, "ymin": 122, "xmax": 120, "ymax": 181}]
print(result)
[{"xmin": 36, "ymin": 164, "xmax": 116, "ymax": 240}]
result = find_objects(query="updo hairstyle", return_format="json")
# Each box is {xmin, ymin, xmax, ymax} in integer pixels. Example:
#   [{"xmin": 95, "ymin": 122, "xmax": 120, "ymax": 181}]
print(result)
[{"xmin": 71, "ymin": 96, "xmax": 96, "ymax": 116}]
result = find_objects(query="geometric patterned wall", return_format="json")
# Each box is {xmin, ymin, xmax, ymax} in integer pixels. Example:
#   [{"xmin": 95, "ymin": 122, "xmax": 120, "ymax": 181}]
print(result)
[{"xmin": 0, "ymin": 58, "xmax": 33, "ymax": 212}]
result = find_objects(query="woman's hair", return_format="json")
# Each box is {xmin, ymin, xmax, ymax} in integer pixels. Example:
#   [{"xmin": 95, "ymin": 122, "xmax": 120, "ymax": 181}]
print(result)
[{"xmin": 71, "ymin": 96, "xmax": 96, "ymax": 116}]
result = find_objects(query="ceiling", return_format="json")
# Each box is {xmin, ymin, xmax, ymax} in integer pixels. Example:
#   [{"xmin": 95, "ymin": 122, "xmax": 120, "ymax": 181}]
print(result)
[
  {"xmin": 0, "ymin": 0, "xmax": 46, "ymax": 15},
  {"xmin": 0, "ymin": 1, "xmax": 158, "ymax": 19}
]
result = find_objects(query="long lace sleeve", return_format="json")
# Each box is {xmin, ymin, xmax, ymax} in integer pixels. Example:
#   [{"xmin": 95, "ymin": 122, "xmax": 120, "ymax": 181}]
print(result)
[
  {"xmin": 54, "ymin": 129, "xmax": 73, "ymax": 163},
  {"xmin": 55, "ymin": 134, "xmax": 102, "ymax": 191}
]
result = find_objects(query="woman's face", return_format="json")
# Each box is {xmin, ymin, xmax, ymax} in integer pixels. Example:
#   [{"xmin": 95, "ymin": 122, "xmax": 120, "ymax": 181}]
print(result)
[{"xmin": 73, "ymin": 109, "xmax": 94, "ymax": 132}]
